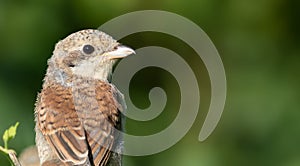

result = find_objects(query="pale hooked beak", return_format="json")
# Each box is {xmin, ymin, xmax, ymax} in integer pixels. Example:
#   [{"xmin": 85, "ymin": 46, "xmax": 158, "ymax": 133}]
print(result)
[{"xmin": 104, "ymin": 45, "xmax": 135, "ymax": 60}]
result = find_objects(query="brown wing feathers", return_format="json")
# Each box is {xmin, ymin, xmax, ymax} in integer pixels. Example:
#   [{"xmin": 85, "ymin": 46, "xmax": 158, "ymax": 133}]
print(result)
[
  {"xmin": 86, "ymin": 81, "xmax": 120, "ymax": 166},
  {"xmin": 37, "ymin": 83, "xmax": 89, "ymax": 165},
  {"xmin": 37, "ymin": 80, "xmax": 121, "ymax": 166}
]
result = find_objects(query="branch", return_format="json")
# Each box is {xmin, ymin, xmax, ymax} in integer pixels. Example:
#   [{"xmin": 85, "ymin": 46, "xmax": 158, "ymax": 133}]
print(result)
[{"xmin": 0, "ymin": 146, "xmax": 21, "ymax": 166}]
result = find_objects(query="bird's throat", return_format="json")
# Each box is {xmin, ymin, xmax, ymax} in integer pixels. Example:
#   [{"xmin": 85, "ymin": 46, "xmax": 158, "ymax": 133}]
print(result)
[{"xmin": 71, "ymin": 59, "xmax": 114, "ymax": 82}]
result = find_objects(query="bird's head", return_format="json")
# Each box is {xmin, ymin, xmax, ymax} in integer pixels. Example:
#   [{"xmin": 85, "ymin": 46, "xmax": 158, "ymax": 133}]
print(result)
[{"xmin": 47, "ymin": 29, "xmax": 135, "ymax": 84}]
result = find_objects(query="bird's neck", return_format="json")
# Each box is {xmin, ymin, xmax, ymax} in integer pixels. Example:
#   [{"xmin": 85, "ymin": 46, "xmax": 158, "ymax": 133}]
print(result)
[
  {"xmin": 44, "ymin": 67, "xmax": 73, "ymax": 87},
  {"xmin": 44, "ymin": 64, "xmax": 113, "ymax": 88},
  {"xmin": 88, "ymin": 62, "xmax": 113, "ymax": 82},
  {"xmin": 70, "ymin": 59, "xmax": 115, "ymax": 82}
]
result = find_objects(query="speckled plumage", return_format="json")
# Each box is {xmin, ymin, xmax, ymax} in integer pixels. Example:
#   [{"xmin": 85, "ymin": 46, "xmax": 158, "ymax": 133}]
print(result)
[{"xmin": 34, "ymin": 29, "xmax": 134, "ymax": 166}]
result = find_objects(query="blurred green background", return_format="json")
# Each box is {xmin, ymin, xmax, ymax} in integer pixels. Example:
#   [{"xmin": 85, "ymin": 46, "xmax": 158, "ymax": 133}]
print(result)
[{"xmin": 0, "ymin": 0, "xmax": 299, "ymax": 165}]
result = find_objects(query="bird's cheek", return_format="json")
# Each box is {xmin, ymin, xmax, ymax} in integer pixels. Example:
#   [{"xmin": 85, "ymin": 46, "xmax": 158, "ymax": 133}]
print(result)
[
  {"xmin": 92, "ymin": 55, "xmax": 108, "ymax": 64},
  {"xmin": 62, "ymin": 58, "xmax": 76, "ymax": 68}
]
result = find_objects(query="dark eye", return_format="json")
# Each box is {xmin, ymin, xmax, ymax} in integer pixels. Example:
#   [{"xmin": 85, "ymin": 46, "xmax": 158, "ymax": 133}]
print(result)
[
  {"xmin": 83, "ymin": 44, "xmax": 95, "ymax": 54},
  {"xmin": 68, "ymin": 63, "xmax": 75, "ymax": 67}
]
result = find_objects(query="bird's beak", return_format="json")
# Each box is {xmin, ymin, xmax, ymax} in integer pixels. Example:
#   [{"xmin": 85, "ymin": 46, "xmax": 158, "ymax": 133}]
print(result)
[{"xmin": 103, "ymin": 45, "xmax": 135, "ymax": 60}]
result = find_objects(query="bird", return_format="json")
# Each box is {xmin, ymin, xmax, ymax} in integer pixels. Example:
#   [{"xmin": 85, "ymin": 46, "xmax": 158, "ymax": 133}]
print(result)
[{"xmin": 34, "ymin": 29, "xmax": 135, "ymax": 166}]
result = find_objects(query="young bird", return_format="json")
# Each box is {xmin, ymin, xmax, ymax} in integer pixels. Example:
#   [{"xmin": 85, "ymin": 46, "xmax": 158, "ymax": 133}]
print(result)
[{"xmin": 34, "ymin": 29, "xmax": 135, "ymax": 166}]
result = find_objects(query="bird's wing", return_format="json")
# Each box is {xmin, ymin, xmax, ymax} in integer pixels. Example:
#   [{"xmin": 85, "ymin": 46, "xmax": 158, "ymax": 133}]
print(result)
[
  {"xmin": 82, "ymin": 81, "xmax": 123, "ymax": 166},
  {"xmin": 37, "ymin": 84, "xmax": 89, "ymax": 165}
]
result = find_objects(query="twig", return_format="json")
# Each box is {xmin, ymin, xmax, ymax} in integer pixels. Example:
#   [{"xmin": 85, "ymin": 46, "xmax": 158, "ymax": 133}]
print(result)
[{"xmin": 0, "ymin": 146, "xmax": 22, "ymax": 166}]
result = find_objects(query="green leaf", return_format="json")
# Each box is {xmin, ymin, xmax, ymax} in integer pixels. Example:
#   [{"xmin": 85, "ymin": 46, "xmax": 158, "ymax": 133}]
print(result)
[{"xmin": 2, "ymin": 122, "xmax": 19, "ymax": 149}]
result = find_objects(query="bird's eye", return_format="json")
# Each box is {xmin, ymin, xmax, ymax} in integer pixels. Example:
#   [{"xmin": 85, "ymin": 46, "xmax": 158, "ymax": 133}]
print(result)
[{"xmin": 83, "ymin": 44, "xmax": 95, "ymax": 54}]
